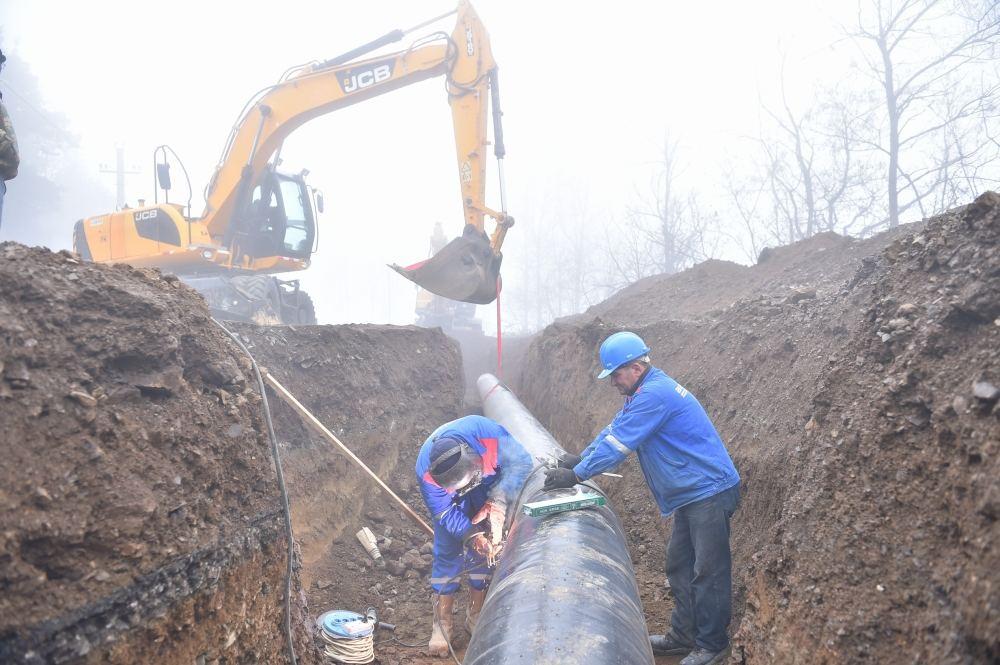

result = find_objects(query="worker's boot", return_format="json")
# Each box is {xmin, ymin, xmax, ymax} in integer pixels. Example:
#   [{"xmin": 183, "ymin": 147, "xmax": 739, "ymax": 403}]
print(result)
[
  {"xmin": 428, "ymin": 593, "xmax": 455, "ymax": 658},
  {"xmin": 465, "ymin": 587, "xmax": 487, "ymax": 634}
]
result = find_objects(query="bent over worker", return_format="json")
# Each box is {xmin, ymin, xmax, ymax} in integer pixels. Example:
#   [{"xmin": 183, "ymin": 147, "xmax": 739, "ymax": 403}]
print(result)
[
  {"xmin": 544, "ymin": 331, "xmax": 740, "ymax": 665},
  {"xmin": 415, "ymin": 414, "xmax": 532, "ymax": 657}
]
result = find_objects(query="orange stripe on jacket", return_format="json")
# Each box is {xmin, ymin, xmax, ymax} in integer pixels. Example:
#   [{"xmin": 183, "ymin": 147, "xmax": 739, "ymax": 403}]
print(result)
[{"xmin": 480, "ymin": 437, "xmax": 499, "ymax": 475}]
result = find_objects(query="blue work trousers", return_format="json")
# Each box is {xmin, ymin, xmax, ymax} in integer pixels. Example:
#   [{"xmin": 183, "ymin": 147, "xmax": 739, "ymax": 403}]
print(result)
[
  {"xmin": 666, "ymin": 483, "xmax": 740, "ymax": 652},
  {"xmin": 429, "ymin": 484, "xmax": 491, "ymax": 595}
]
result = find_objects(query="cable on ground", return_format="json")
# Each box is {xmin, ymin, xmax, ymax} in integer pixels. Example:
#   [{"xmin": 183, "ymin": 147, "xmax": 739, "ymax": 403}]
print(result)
[
  {"xmin": 212, "ymin": 318, "xmax": 298, "ymax": 665},
  {"xmin": 215, "ymin": 319, "xmax": 483, "ymax": 665},
  {"xmin": 320, "ymin": 630, "xmax": 374, "ymax": 664},
  {"xmin": 318, "ymin": 608, "xmax": 377, "ymax": 663},
  {"xmin": 373, "ymin": 635, "xmax": 426, "ymax": 648},
  {"xmin": 373, "ymin": 564, "xmax": 479, "ymax": 662}
]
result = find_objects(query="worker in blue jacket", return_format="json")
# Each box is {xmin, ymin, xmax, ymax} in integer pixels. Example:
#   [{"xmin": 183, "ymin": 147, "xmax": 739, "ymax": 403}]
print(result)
[
  {"xmin": 544, "ymin": 332, "xmax": 740, "ymax": 665},
  {"xmin": 415, "ymin": 415, "xmax": 532, "ymax": 657}
]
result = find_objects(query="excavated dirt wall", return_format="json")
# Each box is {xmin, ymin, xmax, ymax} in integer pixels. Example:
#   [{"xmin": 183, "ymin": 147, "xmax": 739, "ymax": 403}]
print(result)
[
  {"xmin": 3, "ymin": 193, "xmax": 995, "ymax": 664},
  {"xmin": 228, "ymin": 323, "xmax": 466, "ymax": 658},
  {"xmin": 513, "ymin": 193, "xmax": 999, "ymax": 664},
  {"xmin": 0, "ymin": 243, "xmax": 473, "ymax": 664},
  {"xmin": 0, "ymin": 243, "xmax": 312, "ymax": 663}
]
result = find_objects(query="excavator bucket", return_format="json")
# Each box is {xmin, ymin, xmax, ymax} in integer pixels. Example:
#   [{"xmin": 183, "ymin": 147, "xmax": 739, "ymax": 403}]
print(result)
[{"xmin": 391, "ymin": 227, "xmax": 502, "ymax": 305}]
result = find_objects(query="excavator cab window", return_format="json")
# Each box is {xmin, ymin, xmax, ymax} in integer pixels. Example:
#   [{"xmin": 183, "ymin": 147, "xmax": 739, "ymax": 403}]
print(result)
[
  {"xmin": 244, "ymin": 172, "xmax": 315, "ymax": 259},
  {"xmin": 245, "ymin": 183, "xmax": 283, "ymax": 258},
  {"xmin": 276, "ymin": 176, "xmax": 313, "ymax": 255}
]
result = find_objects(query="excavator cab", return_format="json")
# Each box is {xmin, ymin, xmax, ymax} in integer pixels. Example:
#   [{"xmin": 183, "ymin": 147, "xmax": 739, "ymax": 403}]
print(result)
[{"xmin": 241, "ymin": 170, "xmax": 317, "ymax": 260}]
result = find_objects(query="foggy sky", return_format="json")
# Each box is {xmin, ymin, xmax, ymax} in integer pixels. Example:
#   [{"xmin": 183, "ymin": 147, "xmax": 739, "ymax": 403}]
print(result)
[{"xmin": 0, "ymin": 0, "xmax": 855, "ymax": 329}]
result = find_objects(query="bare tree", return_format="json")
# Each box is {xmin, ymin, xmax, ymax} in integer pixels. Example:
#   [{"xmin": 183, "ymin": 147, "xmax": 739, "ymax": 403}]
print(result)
[
  {"xmin": 765, "ymin": 65, "xmax": 820, "ymax": 240},
  {"xmin": 503, "ymin": 176, "xmax": 612, "ymax": 332},
  {"xmin": 601, "ymin": 210, "xmax": 668, "ymax": 289},
  {"xmin": 851, "ymin": 0, "xmax": 1000, "ymax": 227},
  {"xmin": 0, "ymin": 50, "xmax": 110, "ymax": 246},
  {"xmin": 722, "ymin": 163, "xmax": 771, "ymax": 263},
  {"xmin": 604, "ymin": 136, "xmax": 716, "ymax": 289},
  {"xmin": 728, "ymin": 80, "xmax": 879, "ymax": 252}
]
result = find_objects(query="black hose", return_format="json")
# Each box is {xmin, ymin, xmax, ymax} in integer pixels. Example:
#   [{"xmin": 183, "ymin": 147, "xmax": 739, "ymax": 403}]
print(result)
[{"xmin": 211, "ymin": 319, "xmax": 298, "ymax": 665}]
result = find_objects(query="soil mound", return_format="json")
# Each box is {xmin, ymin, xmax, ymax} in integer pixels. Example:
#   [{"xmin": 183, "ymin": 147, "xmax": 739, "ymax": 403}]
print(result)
[
  {"xmin": 0, "ymin": 243, "xmax": 308, "ymax": 663},
  {"xmin": 570, "ymin": 229, "xmax": 912, "ymax": 329},
  {"xmin": 0, "ymin": 242, "xmax": 473, "ymax": 665},
  {"xmin": 514, "ymin": 193, "xmax": 998, "ymax": 663}
]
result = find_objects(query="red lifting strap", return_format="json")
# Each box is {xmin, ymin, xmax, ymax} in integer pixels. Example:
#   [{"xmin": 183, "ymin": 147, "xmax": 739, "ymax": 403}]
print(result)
[{"xmin": 495, "ymin": 275, "xmax": 503, "ymax": 380}]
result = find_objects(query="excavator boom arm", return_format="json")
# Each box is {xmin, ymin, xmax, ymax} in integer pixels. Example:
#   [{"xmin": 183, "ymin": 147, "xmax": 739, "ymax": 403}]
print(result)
[{"xmin": 203, "ymin": 1, "xmax": 508, "ymax": 261}]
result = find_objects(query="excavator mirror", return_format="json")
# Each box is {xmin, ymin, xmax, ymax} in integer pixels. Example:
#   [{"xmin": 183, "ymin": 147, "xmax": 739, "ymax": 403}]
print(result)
[
  {"xmin": 156, "ymin": 163, "xmax": 172, "ymax": 191},
  {"xmin": 315, "ymin": 191, "xmax": 325, "ymax": 214}
]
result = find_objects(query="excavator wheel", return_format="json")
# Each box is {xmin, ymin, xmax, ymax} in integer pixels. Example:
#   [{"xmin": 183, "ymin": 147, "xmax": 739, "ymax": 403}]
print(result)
[
  {"xmin": 231, "ymin": 275, "xmax": 282, "ymax": 325},
  {"xmin": 281, "ymin": 289, "xmax": 317, "ymax": 325}
]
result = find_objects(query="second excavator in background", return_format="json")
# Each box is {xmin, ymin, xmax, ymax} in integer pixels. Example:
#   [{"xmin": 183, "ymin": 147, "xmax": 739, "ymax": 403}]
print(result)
[{"xmin": 73, "ymin": 0, "xmax": 512, "ymax": 324}]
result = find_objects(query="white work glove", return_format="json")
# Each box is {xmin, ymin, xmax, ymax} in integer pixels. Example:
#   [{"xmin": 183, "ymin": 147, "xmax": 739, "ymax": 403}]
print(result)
[{"xmin": 471, "ymin": 500, "xmax": 507, "ymax": 546}]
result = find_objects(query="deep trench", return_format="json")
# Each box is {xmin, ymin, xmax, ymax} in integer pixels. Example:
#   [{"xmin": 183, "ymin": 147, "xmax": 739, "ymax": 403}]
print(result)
[{"xmin": 2, "ymin": 193, "xmax": 998, "ymax": 664}]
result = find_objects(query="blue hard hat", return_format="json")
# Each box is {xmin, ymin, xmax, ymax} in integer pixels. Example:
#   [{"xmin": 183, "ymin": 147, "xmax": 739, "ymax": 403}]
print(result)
[{"xmin": 597, "ymin": 332, "xmax": 650, "ymax": 379}]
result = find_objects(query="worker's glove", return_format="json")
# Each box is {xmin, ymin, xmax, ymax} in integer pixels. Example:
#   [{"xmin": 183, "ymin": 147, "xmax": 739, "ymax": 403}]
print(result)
[
  {"xmin": 471, "ymin": 500, "xmax": 507, "ymax": 545},
  {"xmin": 557, "ymin": 453, "xmax": 582, "ymax": 469},
  {"xmin": 466, "ymin": 532, "xmax": 493, "ymax": 558},
  {"xmin": 543, "ymin": 467, "xmax": 580, "ymax": 491}
]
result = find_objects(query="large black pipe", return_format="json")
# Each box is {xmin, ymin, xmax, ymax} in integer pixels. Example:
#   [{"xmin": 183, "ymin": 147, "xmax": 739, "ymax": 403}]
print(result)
[{"xmin": 465, "ymin": 374, "xmax": 653, "ymax": 665}]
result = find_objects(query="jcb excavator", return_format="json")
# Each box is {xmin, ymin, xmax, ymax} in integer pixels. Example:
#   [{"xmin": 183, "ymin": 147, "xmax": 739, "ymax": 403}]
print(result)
[{"xmin": 73, "ymin": 1, "xmax": 512, "ymax": 324}]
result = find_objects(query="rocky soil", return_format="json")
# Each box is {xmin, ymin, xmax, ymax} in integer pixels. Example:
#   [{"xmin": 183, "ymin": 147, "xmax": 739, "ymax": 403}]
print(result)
[
  {"xmin": 0, "ymin": 243, "xmax": 473, "ymax": 665},
  {"xmin": 513, "ymin": 193, "xmax": 999, "ymax": 664},
  {"xmin": 229, "ymin": 322, "xmax": 477, "ymax": 664},
  {"xmin": 0, "ymin": 243, "xmax": 310, "ymax": 663},
  {"xmin": 2, "ymin": 191, "xmax": 995, "ymax": 665}
]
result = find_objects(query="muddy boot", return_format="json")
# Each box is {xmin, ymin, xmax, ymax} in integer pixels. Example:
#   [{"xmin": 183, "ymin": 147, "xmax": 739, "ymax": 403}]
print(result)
[
  {"xmin": 465, "ymin": 587, "xmax": 487, "ymax": 634},
  {"xmin": 428, "ymin": 593, "xmax": 455, "ymax": 657},
  {"xmin": 650, "ymin": 634, "xmax": 692, "ymax": 656},
  {"xmin": 680, "ymin": 647, "xmax": 731, "ymax": 665}
]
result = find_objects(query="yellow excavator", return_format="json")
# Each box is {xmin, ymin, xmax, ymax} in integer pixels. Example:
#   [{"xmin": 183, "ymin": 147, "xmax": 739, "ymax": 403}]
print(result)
[{"xmin": 73, "ymin": 1, "xmax": 512, "ymax": 324}]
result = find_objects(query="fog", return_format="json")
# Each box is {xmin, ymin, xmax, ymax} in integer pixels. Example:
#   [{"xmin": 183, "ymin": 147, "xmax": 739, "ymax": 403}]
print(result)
[{"xmin": 1, "ymin": 0, "xmax": 996, "ymax": 332}]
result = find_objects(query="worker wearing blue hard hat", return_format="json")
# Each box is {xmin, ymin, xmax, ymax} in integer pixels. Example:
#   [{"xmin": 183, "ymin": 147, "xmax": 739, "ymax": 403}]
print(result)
[
  {"xmin": 415, "ymin": 415, "xmax": 532, "ymax": 657},
  {"xmin": 544, "ymin": 331, "xmax": 740, "ymax": 665},
  {"xmin": 596, "ymin": 331, "xmax": 651, "ymax": 379}
]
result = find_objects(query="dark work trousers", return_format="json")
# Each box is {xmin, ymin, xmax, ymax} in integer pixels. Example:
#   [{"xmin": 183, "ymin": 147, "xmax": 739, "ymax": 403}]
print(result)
[{"xmin": 666, "ymin": 483, "xmax": 740, "ymax": 652}]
